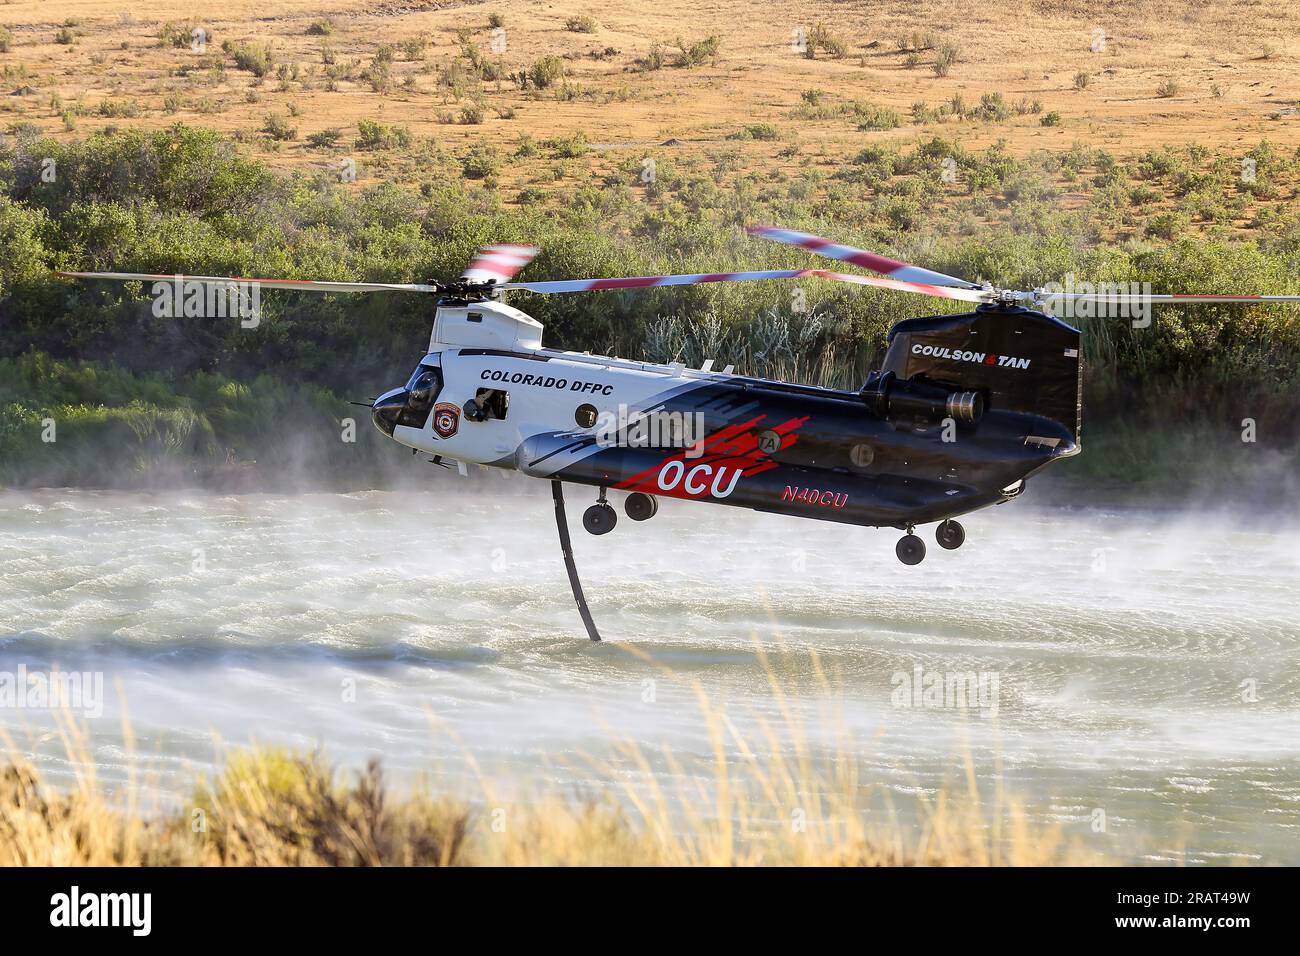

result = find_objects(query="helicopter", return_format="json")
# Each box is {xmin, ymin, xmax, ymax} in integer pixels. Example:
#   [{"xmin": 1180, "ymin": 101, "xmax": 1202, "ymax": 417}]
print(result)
[{"xmin": 61, "ymin": 225, "xmax": 1300, "ymax": 640}]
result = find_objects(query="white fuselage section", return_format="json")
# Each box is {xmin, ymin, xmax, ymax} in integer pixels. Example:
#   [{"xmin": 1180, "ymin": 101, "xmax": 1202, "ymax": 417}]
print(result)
[
  {"xmin": 392, "ymin": 348, "xmax": 719, "ymax": 468},
  {"xmin": 386, "ymin": 300, "xmax": 741, "ymax": 471}
]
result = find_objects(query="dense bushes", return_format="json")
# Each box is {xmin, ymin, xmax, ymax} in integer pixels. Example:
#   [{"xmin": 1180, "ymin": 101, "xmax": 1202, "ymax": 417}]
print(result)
[
  {"xmin": 0, "ymin": 353, "xmax": 398, "ymax": 488},
  {"xmin": 1, "ymin": 126, "xmax": 1298, "ymax": 491}
]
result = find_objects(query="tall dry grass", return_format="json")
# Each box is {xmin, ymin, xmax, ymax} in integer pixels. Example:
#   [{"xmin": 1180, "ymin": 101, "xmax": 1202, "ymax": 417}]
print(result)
[{"xmin": 0, "ymin": 651, "xmax": 1106, "ymax": 867}]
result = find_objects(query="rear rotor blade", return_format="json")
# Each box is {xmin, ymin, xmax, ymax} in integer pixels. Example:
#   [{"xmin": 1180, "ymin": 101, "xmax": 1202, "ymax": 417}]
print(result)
[
  {"xmin": 461, "ymin": 244, "xmax": 539, "ymax": 285},
  {"xmin": 498, "ymin": 267, "xmax": 993, "ymax": 303},
  {"xmin": 748, "ymin": 225, "xmax": 975, "ymax": 288},
  {"xmin": 814, "ymin": 270, "xmax": 994, "ymax": 303},
  {"xmin": 1036, "ymin": 291, "xmax": 1300, "ymax": 305},
  {"xmin": 57, "ymin": 271, "xmax": 438, "ymax": 294}
]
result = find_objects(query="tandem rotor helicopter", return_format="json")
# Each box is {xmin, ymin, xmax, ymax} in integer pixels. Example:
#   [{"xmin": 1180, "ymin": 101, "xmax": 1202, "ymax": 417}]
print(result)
[{"xmin": 62, "ymin": 226, "xmax": 1300, "ymax": 640}]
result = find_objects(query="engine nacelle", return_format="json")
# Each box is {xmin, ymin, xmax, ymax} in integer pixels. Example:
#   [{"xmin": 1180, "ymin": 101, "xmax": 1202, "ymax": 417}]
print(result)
[{"xmin": 861, "ymin": 372, "xmax": 985, "ymax": 427}]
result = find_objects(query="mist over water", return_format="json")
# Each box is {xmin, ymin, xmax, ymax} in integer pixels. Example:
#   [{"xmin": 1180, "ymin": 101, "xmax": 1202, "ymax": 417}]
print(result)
[{"xmin": 1, "ymin": 480, "xmax": 1298, "ymax": 863}]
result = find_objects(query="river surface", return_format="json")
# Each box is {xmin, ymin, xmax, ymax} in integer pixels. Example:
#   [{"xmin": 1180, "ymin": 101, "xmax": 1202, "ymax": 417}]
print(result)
[{"xmin": 1, "ymin": 484, "xmax": 1297, "ymax": 863}]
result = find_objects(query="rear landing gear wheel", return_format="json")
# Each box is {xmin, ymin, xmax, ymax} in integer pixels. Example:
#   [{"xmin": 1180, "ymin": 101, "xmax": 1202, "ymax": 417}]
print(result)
[
  {"xmin": 935, "ymin": 519, "xmax": 965, "ymax": 550},
  {"xmin": 625, "ymin": 492, "xmax": 658, "ymax": 521},
  {"xmin": 583, "ymin": 503, "xmax": 617, "ymax": 535},
  {"xmin": 896, "ymin": 533, "xmax": 926, "ymax": 566}
]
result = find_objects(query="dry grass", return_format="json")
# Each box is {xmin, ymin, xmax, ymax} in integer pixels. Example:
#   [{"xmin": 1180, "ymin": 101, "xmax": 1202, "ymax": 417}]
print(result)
[
  {"xmin": 0, "ymin": 655, "xmax": 1108, "ymax": 867},
  {"xmin": 0, "ymin": 748, "xmax": 1101, "ymax": 866}
]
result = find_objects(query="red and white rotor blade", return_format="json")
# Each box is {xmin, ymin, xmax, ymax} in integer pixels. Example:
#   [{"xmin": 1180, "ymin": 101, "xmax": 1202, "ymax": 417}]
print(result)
[
  {"xmin": 57, "ymin": 271, "xmax": 437, "ymax": 293},
  {"xmin": 461, "ymin": 244, "xmax": 540, "ymax": 285},
  {"xmin": 813, "ymin": 270, "xmax": 993, "ymax": 303},
  {"xmin": 497, "ymin": 269, "xmax": 820, "ymax": 294},
  {"xmin": 1037, "ymin": 291, "xmax": 1300, "ymax": 305},
  {"xmin": 748, "ymin": 225, "xmax": 975, "ymax": 288}
]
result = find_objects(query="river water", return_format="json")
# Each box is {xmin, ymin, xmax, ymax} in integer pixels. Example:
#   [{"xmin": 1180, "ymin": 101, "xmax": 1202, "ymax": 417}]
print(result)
[{"xmin": 1, "ymin": 483, "xmax": 1297, "ymax": 863}]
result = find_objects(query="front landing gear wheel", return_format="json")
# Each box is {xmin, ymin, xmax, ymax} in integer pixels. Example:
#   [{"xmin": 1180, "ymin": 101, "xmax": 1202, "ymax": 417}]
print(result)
[
  {"xmin": 624, "ymin": 492, "xmax": 658, "ymax": 521},
  {"xmin": 935, "ymin": 519, "xmax": 965, "ymax": 550},
  {"xmin": 583, "ymin": 503, "xmax": 617, "ymax": 535},
  {"xmin": 896, "ymin": 534, "xmax": 926, "ymax": 566}
]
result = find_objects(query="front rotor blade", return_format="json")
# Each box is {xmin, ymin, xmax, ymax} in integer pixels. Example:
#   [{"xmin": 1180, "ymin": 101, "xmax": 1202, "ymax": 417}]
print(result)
[
  {"xmin": 57, "ymin": 272, "xmax": 438, "ymax": 294},
  {"xmin": 497, "ymin": 269, "xmax": 820, "ymax": 294},
  {"xmin": 814, "ymin": 270, "xmax": 995, "ymax": 303},
  {"xmin": 461, "ymin": 244, "xmax": 540, "ymax": 285},
  {"xmin": 748, "ymin": 225, "xmax": 975, "ymax": 288}
]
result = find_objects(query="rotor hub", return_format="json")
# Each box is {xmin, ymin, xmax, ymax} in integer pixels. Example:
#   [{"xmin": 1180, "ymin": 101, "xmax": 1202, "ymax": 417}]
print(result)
[{"xmin": 430, "ymin": 279, "xmax": 502, "ymax": 302}]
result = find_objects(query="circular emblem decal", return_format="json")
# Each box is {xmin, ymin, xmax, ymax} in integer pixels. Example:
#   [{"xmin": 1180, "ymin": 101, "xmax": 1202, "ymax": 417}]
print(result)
[
  {"xmin": 433, "ymin": 402, "xmax": 460, "ymax": 438},
  {"xmin": 757, "ymin": 429, "xmax": 782, "ymax": 455},
  {"xmin": 850, "ymin": 443, "xmax": 875, "ymax": 469}
]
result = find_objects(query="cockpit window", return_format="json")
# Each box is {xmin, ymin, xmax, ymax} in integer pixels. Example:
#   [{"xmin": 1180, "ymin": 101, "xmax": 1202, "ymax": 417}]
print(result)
[
  {"xmin": 406, "ymin": 361, "xmax": 437, "ymax": 390},
  {"xmin": 398, "ymin": 362, "xmax": 442, "ymax": 429},
  {"xmin": 408, "ymin": 367, "xmax": 440, "ymax": 408}
]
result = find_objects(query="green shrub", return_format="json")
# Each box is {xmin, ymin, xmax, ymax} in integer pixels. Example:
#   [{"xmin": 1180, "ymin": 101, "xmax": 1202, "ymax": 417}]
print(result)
[
  {"xmin": 932, "ymin": 42, "xmax": 958, "ymax": 77},
  {"xmin": 306, "ymin": 128, "xmax": 342, "ymax": 149},
  {"xmin": 675, "ymin": 35, "xmax": 720, "ymax": 67},
  {"xmin": 529, "ymin": 55, "xmax": 565, "ymax": 89},
  {"xmin": 854, "ymin": 102, "xmax": 901, "ymax": 130},
  {"xmin": 158, "ymin": 22, "xmax": 198, "ymax": 49},
  {"xmin": 262, "ymin": 112, "xmax": 297, "ymax": 141},
  {"xmin": 461, "ymin": 144, "xmax": 500, "ymax": 179},
  {"xmin": 1146, "ymin": 211, "xmax": 1189, "ymax": 239},
  {"xmin": 365, "ymin": 57, "xmax": 392, "ymax": 93},
  {"xmin": 96, "ymin": 99, "xmax": 142, "ymax": 118},
  {"xmin": 543, "ymin": 132, "xmax": 589, "ymax": 157},
  {"xmin": 728, "ymin": 123, "xmax": 781, "ymax": 141},
  {"xmin": 804, "ymin": 22, "xmax": 846, "ymax": 59},
  {"xmin": 223, "ymin": 40, "xmax": 274, "ymax": 76},
  {"xmin": 400, "ymin": 36, "xmax": 427, "ymax": 60},
  {"xmin": 354, "ymin": 118, "xmax": 411, "ymax": 150},
  {"xmin": 636, "ymin": 43, "xmax": 665, "ymax": 72}
]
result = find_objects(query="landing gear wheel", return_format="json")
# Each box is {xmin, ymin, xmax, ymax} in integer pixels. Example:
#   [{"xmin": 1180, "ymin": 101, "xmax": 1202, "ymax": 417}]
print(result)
[
  {"xmin": 935, "ymin": 519, "xmax": 965, "ymax": 550},
  {"xmin": 896, "ymin": 534, "xmax": 926, "ymax": 566},
  {"xmin": 624, "ymin": 492, "xmax": 658, "ymax": 522},
  {"xmin": 582, "ymin": 503, "xmax": 617, "ymax": 535}
]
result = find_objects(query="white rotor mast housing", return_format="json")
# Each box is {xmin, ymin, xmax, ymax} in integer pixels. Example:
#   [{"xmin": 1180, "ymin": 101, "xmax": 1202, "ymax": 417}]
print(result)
[{"xmin": 430, "ymin": 299, "xmax": 544, "ymax": 352}]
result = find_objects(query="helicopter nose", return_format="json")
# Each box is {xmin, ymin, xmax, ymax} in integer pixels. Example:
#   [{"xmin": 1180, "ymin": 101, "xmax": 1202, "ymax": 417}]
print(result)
[{"xmin": 371, "ymin": 388, "xmax": 407, "ymax": 437}]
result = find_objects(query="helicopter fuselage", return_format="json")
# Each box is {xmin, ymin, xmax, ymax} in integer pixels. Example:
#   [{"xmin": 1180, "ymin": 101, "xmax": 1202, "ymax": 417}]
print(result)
[{"xmin": 371, "ymin": 300, "xmax": 1081, "ymax": 532}]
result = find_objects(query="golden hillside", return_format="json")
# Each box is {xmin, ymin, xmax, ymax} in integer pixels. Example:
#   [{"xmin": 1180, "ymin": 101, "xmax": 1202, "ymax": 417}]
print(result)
[{"xmin": 2, "ymin": 0, "xmax": 1298, "ymax": 191}]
